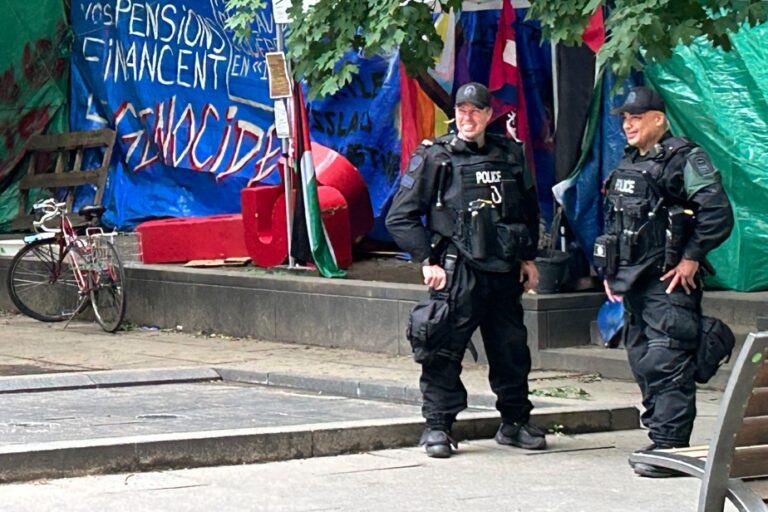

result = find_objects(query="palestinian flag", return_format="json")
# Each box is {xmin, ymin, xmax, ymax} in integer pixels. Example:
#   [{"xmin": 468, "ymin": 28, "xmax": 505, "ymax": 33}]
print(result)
[{"xmin": 290, "ymin": 85, "xmax": 345, "ymax": 278}]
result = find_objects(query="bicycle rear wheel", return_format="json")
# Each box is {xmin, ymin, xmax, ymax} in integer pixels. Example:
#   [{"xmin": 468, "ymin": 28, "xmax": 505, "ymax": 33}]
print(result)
[
  {"xmin": 6, "ymin": 237, "xmax": 81, "ymax": 322},
  {"xmin": 89, "ymin": 240, "xmax": 126, "ymax": 332}
]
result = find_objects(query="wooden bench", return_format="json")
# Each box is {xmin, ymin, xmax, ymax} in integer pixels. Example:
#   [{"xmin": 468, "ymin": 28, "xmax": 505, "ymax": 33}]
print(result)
[
  {"xmin": 13, "ymin": 129, "xmax": 116, "ymax": 231},
  {"xmin": 629, "ymin": 332, "xmax": 768, "ymax": 512}
]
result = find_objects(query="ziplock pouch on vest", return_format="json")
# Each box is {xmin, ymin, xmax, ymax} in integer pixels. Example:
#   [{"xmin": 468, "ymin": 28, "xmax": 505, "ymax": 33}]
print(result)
[
  {"xmin": 468, "ymin": 207, "xmax": 492, "ymax": 259},
  {"xmin": 496, "ymin": 223, "xmax": 530, "ymax": 261}
]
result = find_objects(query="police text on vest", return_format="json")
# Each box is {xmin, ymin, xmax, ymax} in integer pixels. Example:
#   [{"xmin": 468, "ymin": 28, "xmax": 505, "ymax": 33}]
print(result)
[
  {"xmin": 475, "ymin": 170, "xmax": 502, "ymax": 184},
  {"xmin": 614, "ymin": 179, "xmax": 636, "ymax": 194}
]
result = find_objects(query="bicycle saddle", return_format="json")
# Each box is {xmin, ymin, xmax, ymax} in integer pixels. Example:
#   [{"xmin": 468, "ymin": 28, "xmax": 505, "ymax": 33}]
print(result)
[{"xmin": 78, "ymin": 205, "xmax": 106, "ymax": 221}]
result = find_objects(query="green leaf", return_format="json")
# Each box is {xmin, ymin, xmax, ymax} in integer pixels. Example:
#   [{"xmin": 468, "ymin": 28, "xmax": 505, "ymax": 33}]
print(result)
[
  {"xmin": 582, "ymin": 0, "xmax": 602, "ymax": 16},
  {"xmin": 670, "ymin": 19, "xmax": 703, "ymax": 45},
  {"xmin": 226, "ymin": 0, "xmax": 763, "ymax": 98}
]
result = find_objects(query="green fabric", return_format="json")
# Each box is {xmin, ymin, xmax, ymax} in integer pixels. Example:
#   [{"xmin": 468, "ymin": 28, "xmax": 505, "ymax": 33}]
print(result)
[
  {"xmin": 0, "ymin": 0, "xmax": 69, "ymax": 231},
  {"xmin": 299, "ymin": 151, "xmax": 346, "ymax": 278},
  {"xmin": 646, "ymin": 22, "xmax": 768, "ymax": 291}
]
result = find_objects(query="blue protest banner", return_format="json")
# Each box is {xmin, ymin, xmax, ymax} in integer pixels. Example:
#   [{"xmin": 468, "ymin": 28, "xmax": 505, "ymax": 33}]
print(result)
[
  {"xmin": 307, "ymin": 52, "xmax": 401, "ymax": 241},
  {"xmin": 70, "ymin": 0, "xmax": 282, "ymax": 228}
]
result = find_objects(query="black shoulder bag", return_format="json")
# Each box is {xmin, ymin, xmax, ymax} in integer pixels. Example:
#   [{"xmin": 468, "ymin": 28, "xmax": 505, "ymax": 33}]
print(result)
[
  {"xmin": 695, "ymin": 316, "xmax": 735, "ymax": 384},
  {"xmin": 406, "ymin": 249, "xmax": 457, "ymax": 364}
]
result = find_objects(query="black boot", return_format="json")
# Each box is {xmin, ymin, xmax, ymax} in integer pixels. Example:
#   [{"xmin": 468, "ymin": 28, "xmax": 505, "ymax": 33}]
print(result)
[
  {"xmin": 628, "ymin": 442, "xmax": 659, "ymax": 469},
  {"xmin": 629, "ymin": 442, "xmax": 688, "ymax": 478},
  {"xmin": 419, "ymin": 429, "xmax": 457, "ymax": 458},
  {"xmin": 633, "ymin": 463, "xmax": 687, "ymax": 478},
  {"xmin": 495, "ymin": 422, "xmax": 546, "ymax": 450}
]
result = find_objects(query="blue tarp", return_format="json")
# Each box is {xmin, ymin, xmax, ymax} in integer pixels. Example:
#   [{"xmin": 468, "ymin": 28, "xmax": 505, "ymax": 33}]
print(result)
[{"xmin": 307, "ymin": 53, "xmax": 401, "ymax": 241}]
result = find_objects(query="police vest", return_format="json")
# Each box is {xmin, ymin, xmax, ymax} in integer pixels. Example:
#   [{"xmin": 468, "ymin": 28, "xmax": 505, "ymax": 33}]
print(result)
[
  {"xmin": 603, "ymin": 138, "xmax": 693, "ymax": 266},
  {"xmin": 426, "ymin": 137, "xmax": 531, "ymax": 265}
]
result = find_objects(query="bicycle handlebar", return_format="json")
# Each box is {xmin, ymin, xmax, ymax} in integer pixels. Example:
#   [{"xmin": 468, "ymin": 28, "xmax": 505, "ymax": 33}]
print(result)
[{"xmin": 32, "ymin": 199, "xmax": 67, "ymax": 233}]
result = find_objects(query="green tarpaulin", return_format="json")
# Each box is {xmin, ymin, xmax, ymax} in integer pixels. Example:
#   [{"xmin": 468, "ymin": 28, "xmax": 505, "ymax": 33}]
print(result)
[
  {"xmin": 647, "ymin": 23, "xmax": 768, "ymax": 291},
  {"xmin": 0, "ymin": 0, "xmax": 69, "ymax": 231}
]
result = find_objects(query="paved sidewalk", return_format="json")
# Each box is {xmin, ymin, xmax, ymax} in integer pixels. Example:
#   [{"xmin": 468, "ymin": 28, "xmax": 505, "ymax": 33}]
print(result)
[
  {"xmin": 0, "ymin": 311, "xmax": 642, "ymax": 404},
  {"xmin": 0, "ymin": 429, "xmax": 739, "ymax": 512},
  {"xmin": 0, "ymin": 309, "xmax": 725, "ymax": 422},
  {"xmin": 0, "ymin": 311, "xmax": 724, "ymax": 486}
]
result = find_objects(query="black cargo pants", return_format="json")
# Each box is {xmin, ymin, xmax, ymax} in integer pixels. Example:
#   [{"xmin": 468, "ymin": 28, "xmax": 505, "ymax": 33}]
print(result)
[
  {"xmin": 420, "ymin": 258, "xmax": 533, "ymax": 431},
  {"xmin": 623, "ymin": 272, "xmax": 701, "ymax": 447}
]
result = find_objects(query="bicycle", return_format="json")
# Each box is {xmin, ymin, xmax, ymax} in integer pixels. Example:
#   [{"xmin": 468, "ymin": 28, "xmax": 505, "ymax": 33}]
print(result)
[{"xmin": 6, "ymin": 198, "xmax": 127, "ymax": 332}]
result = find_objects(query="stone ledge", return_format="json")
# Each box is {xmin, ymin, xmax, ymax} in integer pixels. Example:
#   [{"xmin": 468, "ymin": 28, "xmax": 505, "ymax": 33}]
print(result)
[{"xmin": 0, "ymin": 258, "xmax": 603, "ymax": 366}]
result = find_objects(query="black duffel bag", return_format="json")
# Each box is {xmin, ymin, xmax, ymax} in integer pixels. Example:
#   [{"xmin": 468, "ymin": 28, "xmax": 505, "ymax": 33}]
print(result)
[{"xmin": 694, "ymin": 316, "xmax": 736, "ymax": 384}]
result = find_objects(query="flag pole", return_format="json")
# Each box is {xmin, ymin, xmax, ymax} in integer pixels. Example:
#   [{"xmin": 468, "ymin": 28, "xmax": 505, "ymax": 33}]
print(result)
[
  {"xmin": 275, "ymin": 23, "xmax": 295, "ymax": 268},
  {"xmin": 551, "ymin": 41, "xmax": 558, "ymax": 128}
]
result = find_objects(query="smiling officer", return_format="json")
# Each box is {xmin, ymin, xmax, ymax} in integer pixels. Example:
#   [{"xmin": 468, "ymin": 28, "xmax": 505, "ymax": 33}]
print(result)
[
  {"xmin": 386, "ymin": 82, "xmax": 544, "ymax": 458},
  {"xmin": 596, "ymin": 86, "xmax": 734, "ymax": 477}
]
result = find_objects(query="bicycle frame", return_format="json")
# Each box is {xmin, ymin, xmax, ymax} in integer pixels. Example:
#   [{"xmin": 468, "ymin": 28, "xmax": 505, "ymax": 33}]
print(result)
[
  {"xmin": 9, "ymin": 198, "xmax": 126, "ymax": 331},
  {"xmin": 31, "ymin": 200, "xmax": 115, "ymax": 308}
]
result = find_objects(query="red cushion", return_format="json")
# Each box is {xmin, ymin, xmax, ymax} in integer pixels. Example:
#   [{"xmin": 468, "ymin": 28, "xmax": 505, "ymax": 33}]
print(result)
[
  {"xmin": 136, "ymin": 214, "xmax": 248, "ymax": 264},
  {"xmin": 312, "ymin": 143, "xmax": 373, "ymax": 242}
]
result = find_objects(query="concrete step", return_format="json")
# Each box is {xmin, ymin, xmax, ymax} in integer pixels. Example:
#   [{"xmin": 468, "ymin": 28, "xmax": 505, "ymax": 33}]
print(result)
[
  {"xmin": 539, "ymin": 345, "xmax": 732, "ymax": 390},
  {"xmin": 585, "ymin": 292, "xmax": 762, "ymax": 349},
  {"xmin": 702, "ymin": 291, "xmax": 768, "ymax": 331},
  {"xmin": 0, "ymin": 258, "xmax": 606, "ymax": 364},
  {"xmin": 539, "ymin": 346, "xmax": 631, "ymax": 382},
  {"xmin": 589, "ymin": 322, "xmax": 751, "ymax": 352}
]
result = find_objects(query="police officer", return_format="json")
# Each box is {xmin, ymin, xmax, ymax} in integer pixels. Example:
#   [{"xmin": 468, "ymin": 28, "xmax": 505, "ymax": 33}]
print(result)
[
  {"xmin": 598, "ymin": 86, "xmax": 734, "ymax": 477},
  {"xmin": 386, "ymin": 82, "xmax": 545, "ymax": 458}
]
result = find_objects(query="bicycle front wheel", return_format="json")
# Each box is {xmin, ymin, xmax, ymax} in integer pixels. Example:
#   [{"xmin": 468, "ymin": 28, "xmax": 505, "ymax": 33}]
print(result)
[
  {"xmin": 6, "ymin": 237, "xmax": 81, "ymax": 322},
  {"xmin": 89, "ymin": 240, "xmax": 126, "ymax": 332}
]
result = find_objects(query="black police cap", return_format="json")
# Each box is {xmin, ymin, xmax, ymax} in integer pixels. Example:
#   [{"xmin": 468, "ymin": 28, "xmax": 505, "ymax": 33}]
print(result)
[
  {"xmin": 455, "ymin": 82, "xmax": 491, "ymax": 109},
  {"xmin": 610, "ymin": 86, "xmax": 666, "ymax": 115}
]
